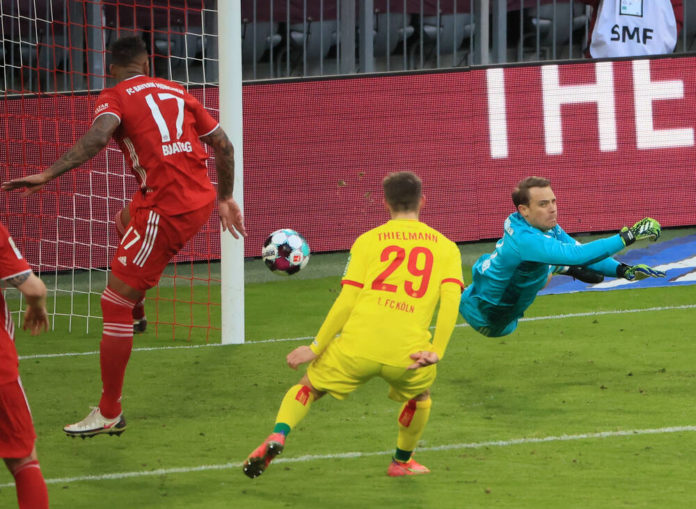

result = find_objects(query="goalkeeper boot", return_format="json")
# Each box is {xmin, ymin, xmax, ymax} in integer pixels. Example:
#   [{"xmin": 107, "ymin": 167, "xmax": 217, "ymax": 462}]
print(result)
[
  {"xmin": 242, "ymin": 432, "xmax": 285, "ymax": 478},
  {"xmin": 64, "ymin": 407, "xmax": 127, "ymax": 439},
  {"xmin": 387, "ymin": 458, "xmax": 431, "ymax": 477}
]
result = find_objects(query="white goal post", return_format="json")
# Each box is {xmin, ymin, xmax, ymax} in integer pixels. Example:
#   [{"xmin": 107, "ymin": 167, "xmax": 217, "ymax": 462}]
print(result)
[{"xmin": 218, "ymin": 1, "xmax": 245, "ymax": 344}]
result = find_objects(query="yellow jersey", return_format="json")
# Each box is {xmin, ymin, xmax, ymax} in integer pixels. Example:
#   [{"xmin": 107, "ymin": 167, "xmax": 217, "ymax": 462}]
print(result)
[{"xmin": 333, "ymin": 219, "xmax": 463, "ymax": 367}]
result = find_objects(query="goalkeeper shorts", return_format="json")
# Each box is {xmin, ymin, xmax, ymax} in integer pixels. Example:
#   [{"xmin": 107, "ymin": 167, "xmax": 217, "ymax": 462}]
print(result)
[
  {"xmin": 0, "ymin": 377, "xmax": 36, "ymax": 458},
  {"xmin": 459, "ymin": 295, "xmax": 518, "ymax": 338},
  {"xmin": 111, "ymin": 200, "xmax": 215, "ymax": 291},
  {"xmin": 306, "ymin": 340, "xmax": 436, "ymax": 402}
]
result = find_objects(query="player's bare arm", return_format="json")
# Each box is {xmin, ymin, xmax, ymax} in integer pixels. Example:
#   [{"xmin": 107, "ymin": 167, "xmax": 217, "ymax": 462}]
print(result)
[
  {"xmin": 200, "ymin": 126, "xmax": 247, "ymax": 238},
  {"xmin": 2, "ymin": 115, "xmax": 119, "ymax": 196},
  {"xmin": 286, "ymin": 345, "xmax": 317, "ymax": 369},
  {"xmin": 9, "ymin": 272, "xmax": 48, "ymax": 336},
  {"xmin": 4, "ymin": 272, "xmax": 29, "ymax": 287},
  {"xmin": 406, "ymin": 351, "xmax": 440, "ymax": 370},
  {"xmin": 201, "ymin": 127, "xmax": 235, "ymax": 198}
]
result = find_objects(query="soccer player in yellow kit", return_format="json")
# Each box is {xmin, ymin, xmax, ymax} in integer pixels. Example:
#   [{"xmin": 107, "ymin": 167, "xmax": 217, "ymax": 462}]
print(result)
[{"xmin": 243, "ymin": 171, "xmax": 464, "ymax": 478}]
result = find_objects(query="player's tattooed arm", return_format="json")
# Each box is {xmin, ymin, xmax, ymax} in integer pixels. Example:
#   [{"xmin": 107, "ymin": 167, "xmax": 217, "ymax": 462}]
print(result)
[
  {"xmin": 4, "ymin": 271, "xmax": 30, "ymax": 288},
  {"xmin": 201, "ymin": 127, "xmax": 246, "ymax": 238},
  {"xmin": 46, "ymin": 115, "xmax": 120, "ymax": 179},
  {"xmin": 8, "ymin": 271, "xmax": 49, "ymax": 336},
  {"xmin": 201, "ymin": 127, "xmax": 235, "ymax": 199},
  {"xmin": 2, "ymin": 115, "xmax": 120, "ymax": 196}
]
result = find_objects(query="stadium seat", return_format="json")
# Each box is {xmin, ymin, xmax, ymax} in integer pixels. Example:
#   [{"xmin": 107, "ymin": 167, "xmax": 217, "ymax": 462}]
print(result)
[
  {"xmin": 410, "ymin": 12, "xmax": 474, "ymax": 68},
  {"xmin": 242, "ymin": 21, "xmax": 281, "ymax": 63},
  {"xmin": 288, "ymin": 19, "xmax": 338, "ymax": 74},
  {"xmin": 373, "ymin": 12, "xmax": 414, "ymax": 58},
  {"xmin": 153, "ymin": 30, "xmax": 188, "ymax": 74},
  {"xmin": 154, "ymin": 26, "xmax": 205, "ymax": 63},
  {"xmin": 3, "ymin": 28, "xmax": 38, "ymax": 91},
  {"xmin": 422, "ymin": 13, "xmax": 474, "ymax": 53},
  {"xmin": 520, "ymin": 2, "xmax": 587, "ymax": 58},
  {"xmin": 38, "ymin": 31, "xmax": 70, "ymax": 90}
]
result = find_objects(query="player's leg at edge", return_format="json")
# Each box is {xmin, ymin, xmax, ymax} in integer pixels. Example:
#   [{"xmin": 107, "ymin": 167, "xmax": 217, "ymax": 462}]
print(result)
[
  {"xmin": 115, "ymin": 207, "xmax": 147, "ymax": 334},
  {"xmin": 243, "ymin": 375, "xmax": 322, "ymax": 478},
  {"xmin": 387, "ymin": 390, "xmax": 432, "ymax": 477},
  {"xmin": 4, "ymin": 447, "xmax": 49, "ymax": 509},
  {"xmin": 63, "ymin": 273, "xmax": 141, "ymax": 438}
]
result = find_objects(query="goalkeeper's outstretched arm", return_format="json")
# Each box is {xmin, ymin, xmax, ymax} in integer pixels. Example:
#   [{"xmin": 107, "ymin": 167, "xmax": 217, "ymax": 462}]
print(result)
[
  {"xmin": 616, "ymin": 263, "xmax": 666, "ymax": 280},
  {"xmin": 1, "ymin": 115, "xmax": 119, "ymax": 196},
  {"xmin": 525, "ymin": 217, "xmax": 662, "ymax": 268},
  {"xmin": 554, "ymin": 265, "xmax": 606, "ymax": 284}
]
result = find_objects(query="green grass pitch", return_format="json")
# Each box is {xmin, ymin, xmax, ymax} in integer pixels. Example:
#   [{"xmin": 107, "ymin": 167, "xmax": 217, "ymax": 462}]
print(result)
[{"xmin": 1, "ymin": 233, "xmax": 696, "ymax": 508}]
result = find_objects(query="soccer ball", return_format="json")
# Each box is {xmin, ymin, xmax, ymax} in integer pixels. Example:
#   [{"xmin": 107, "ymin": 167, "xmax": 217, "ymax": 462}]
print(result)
[{"xmin": 261, "ymin": 229, "xmax": 310, "ymax": 275}]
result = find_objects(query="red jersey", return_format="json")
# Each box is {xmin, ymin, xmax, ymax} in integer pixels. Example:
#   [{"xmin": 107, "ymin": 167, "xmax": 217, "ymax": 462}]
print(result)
[
  {"xmin": 93, "ymin": 75, "xmax": 219, "ymax": 216},
  {"xmin": 0, "ymin": 223, "xmax": 31, "ymax": 384}
]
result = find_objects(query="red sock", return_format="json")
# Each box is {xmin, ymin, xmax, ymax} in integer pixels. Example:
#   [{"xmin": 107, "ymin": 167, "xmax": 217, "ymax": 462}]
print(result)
[
  {"xmin": 132, "ymin": 296, "xmax": 146, "ymax": 321},
  {"xmin": 12, "ymin": 460, "xmax": 49, "ymax": 509},
  {"xmin": 99, "ymin": 286, "xmax": 136, "ymax": 419}
]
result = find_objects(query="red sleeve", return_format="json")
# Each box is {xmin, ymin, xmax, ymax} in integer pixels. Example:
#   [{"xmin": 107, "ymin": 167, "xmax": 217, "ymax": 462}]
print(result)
[
  {"xmin": 93, "ymin": 87, "xmax": 123, "ymax": 124},
  {"xmin": 185, "ymin": 93, "xmax": 219, "ymax": 137},
  {"xmin": 0, "ymin": 224, "xmax": 30, "ymax": 280}
]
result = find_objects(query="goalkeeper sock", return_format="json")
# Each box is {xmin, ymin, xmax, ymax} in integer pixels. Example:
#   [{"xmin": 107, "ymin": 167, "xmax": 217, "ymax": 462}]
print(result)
[
  {"xmin": 11, "ymin": 460, "xmax": 49, "ymax": 509},
  {"xmin": 274, "ymin": 384, "xmax": 315, "ymax": 433},
  {"xmin": 395, "ymin": 398, "xmax": 432, "ymax": 461},
  {"xmin": 99, "ymin": 286, "xmax": 136, "ymax": 419}
]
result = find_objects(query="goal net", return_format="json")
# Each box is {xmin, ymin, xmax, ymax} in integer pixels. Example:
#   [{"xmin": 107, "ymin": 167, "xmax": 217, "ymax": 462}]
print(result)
[{"xmin": 0, "ymin": 0, "xmax": 227, "ymax": 342}]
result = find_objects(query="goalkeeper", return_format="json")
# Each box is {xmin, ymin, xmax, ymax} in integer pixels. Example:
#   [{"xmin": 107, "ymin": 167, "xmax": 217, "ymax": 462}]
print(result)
[{"xmin": 460, "ymin": 176, "xmax": 665, "ymax": 338}]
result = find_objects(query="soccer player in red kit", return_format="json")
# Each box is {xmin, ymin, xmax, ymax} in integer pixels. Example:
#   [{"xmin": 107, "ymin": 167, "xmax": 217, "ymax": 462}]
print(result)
[
  {"xmin": 0, "ymin": 222, "xmax": 50, "ymax": 508},
  {"xmin": 2, "ymin": 36, "xmax": 246, "ymax": 438}
]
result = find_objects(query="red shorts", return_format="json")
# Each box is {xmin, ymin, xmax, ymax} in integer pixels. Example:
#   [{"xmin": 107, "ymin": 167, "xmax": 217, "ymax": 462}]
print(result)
[
  {"xmin": 111, "ymin": 201, "xmax": 215, "ymax": 291},
  {"xmin": 0, "ymin": 378, "xmax": 36, "ymax": 458}
]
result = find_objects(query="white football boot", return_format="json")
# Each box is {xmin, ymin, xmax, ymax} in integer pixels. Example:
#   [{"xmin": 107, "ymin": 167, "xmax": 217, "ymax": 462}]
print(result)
[{"xmin": 64, "ymin": 407, "xmax": 127, "ymax": 438}]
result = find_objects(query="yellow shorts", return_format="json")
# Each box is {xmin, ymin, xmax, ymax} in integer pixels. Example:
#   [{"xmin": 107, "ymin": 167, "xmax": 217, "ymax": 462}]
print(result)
[{"xmin": 306, "ymin": 341, "xmax": 436, "ymax": 402}]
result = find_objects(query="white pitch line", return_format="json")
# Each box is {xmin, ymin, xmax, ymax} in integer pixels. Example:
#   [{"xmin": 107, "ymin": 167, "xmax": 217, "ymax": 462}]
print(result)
[
  {"xmin": 18, "ymin": 304, "xmax": 696, "ymax": 361},
  {"xmin": 1, "ymin": 425, "xmax": 693, "ymax": 488}
]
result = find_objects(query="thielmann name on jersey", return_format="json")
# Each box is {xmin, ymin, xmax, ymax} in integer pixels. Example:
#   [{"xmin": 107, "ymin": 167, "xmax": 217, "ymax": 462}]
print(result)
[
  {"xmin": 377, "ymin": 231, "xmax": 438, "ymax": 242},
  {"xmin": 162, "ymin": 141, "xmax": 193, "ymax": 156}
]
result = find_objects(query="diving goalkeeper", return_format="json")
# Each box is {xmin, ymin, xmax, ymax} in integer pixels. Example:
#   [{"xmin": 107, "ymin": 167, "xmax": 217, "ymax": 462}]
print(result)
[{"xmin": 460, "ymin": 176, "xmax": 665, "ymax": 338}]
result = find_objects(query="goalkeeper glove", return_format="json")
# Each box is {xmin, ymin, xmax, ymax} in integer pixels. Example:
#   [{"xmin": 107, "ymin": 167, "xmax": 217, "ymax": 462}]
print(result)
[
  {"xmin": 616, "ymin": 263, "xmax": 666, "ymax": 281},
  {"xmin": 554, "ymin": 265, "xmax": 605, "ymax": 284},
  {"xmin": 619, "ymin": 218, "xmax": 661, "ymax": 246}
]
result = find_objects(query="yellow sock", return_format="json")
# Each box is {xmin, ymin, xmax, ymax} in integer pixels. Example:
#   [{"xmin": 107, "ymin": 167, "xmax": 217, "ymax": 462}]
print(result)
[
  {"xmin": 274, "ymin": 384, "xmax": 315, "ymax": 431},
  {"xmin": 396, "ymin": 398, "xmax": 432, "ymax": 454}
]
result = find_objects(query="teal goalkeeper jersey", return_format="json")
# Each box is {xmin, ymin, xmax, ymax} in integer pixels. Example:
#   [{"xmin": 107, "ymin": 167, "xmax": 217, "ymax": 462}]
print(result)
[{"xmin": 460, "ymin": 212, "xmax": 625, "ymax": 334}]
